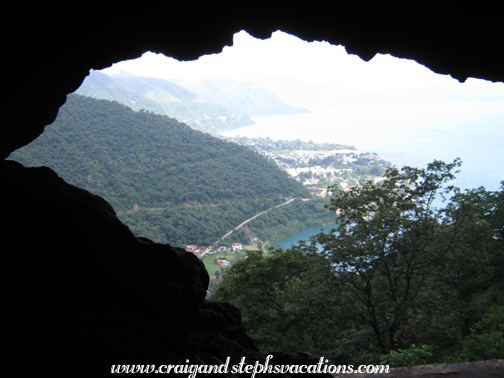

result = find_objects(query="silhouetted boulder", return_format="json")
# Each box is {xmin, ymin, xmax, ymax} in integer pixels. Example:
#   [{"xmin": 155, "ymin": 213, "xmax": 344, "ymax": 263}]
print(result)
[{"xmin": 2, "ymin": 160, "xmax": 208, "ymax": 315}]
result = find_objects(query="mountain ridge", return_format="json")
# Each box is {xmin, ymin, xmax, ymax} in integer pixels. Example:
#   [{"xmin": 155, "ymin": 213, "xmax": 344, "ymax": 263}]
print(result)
[
  {"xmin": 9, "ymin": 94, "xmax": 334, "ymax": 247},
  {"xmin": 76, "ymin": 71, "xmax": 311, "ymax": 133}
]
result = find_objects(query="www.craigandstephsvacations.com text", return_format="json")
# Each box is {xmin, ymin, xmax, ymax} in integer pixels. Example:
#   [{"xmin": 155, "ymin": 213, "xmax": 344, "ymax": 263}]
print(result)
[{"xmin": 111, "ymin": 355, "xmax": 390, "ymax": 376}]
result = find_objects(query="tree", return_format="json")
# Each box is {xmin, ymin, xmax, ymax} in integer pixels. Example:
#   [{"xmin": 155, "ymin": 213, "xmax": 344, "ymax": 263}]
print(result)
[
  {"xmin": 313, "ymin": 159, "xmax": 492, "ymax": 353},
  {"xmin": 452, "ymin": 183, "xmax": 504, "ymax": 280},
  {"xmin": 213, "ymin": 246, "xmax": 339, "ymax": 357},
  {"xmin": 438, "ymin": 183, "xmax": 504, "ymax": 340},
  {"xmin": 456, "ymin": 305, "xmax": 504, "ymax": 362},
  {"xmin": 214, "ymin": 159, "xmax": 500, "ymax": 364}
]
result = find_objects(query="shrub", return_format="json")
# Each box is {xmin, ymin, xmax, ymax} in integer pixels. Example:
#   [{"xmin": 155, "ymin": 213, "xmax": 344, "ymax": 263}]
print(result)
[
  {"xmin": 457, "ymin": 306, "xmax": 504, "ymax": 362},
  {"xmin": 380, "ymin": 345, "xmax": 433, "ymax": 367}
]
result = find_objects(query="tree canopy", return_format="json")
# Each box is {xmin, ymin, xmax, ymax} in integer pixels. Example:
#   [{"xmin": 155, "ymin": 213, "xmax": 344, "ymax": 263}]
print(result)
[
  {"xmin": 9, "ymin": 94, "xmax": 322, "ymax": 246},
  {"xmin": 214, "ymin": 160, "xmax": 504, "ymax": 364}
]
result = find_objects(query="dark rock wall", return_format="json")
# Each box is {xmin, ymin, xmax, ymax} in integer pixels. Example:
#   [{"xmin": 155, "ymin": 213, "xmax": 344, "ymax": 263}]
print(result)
[{"xmin": 2, "ymin": 2, "xmax": 502, "ymax": 376}]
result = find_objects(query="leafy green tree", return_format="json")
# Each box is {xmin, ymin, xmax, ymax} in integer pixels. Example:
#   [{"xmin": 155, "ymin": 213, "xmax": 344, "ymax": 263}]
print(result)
[
  {"xmin": 456, "ymin": 305, "xmax": 504, "ymax": 362},
  {"xmin": 431, "ymin": 183, "xmax": 504, "ymax": 348},
  {"xmin": 313, "ymin": 159, "xmax": 492, "ymax": 353},
  {"xmin": 214, "ymin": 159, "xmax": 502, "ymax": 364},
  {"xmin": 214, "ymin": 246, "xmax": 340, "ymax": 357},
  {"xmin": 452, "ymin": 183, "xmax": 504, "ymax": 287}
]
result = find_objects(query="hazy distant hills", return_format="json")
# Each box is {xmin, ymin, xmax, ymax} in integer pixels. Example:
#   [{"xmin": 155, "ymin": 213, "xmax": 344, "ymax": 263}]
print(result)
[
  {"xmin": 9, "ymin": 94, "xmax": 329, "ymax": 247},
  {"xmin": 172, "ymin": 79, "xmax": 312, "ymax": 117},
  {"xmin": 76, "ymin": 71, "xmax": 310, "ymax": 133}
]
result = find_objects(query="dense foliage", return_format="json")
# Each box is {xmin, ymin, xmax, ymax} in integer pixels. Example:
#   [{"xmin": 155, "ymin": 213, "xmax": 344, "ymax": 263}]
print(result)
[
  {"xmin": 9, "ymin": 94, "xmax": 315, "ymax": 247},
  {"xmin": 214, "ymin": 160, "xmax": 504, "ymax": 365},
  {"xmin": 214, "ymin": 247, "xmax": 338, "ymax": 356}
]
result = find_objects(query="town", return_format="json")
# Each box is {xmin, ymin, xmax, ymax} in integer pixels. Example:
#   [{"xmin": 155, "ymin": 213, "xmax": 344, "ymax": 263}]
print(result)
[{"xmin": 230, "ymin": 136, "xmax": 391, "ymax": 196}]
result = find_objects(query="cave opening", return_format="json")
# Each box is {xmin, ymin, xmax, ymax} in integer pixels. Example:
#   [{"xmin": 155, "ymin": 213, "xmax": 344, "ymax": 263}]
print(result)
[
  {"xmin": 3, "ymin": 4, "xmax": 504, "ymax": 373},
  {"xmin": 8, "ymin": 29, "xmax": 504, "ymax": 256}
]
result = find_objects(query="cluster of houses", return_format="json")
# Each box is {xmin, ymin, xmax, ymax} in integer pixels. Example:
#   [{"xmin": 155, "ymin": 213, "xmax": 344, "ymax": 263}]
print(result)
[
  {"xmin": 185, "ymin": 230, "xmax": 267, "ymax": 258},
  {"xmin": 185, "ymin": 245, "xmax": 204, "ymax": 253},
  {"xmin": 285, "ymin": 166, "xmax": 353, "ymax": 183},
  {"xmin": 280, "ymin": 152, "xmax": 387, "ymax": 191},
  {"xmin": 184, "ymin": 242, "xmax": 247, "ymax": 257},
  {"xmin": 211, "ymin": 243, "xmax": 244, "ymax": 253},
  {"xmin": 185, "ymin": 245, "xmax": 207, "ymax": 258},
  {"xmin": 238, "ymin": 139, "xmax": 390, "ymax": 196}
]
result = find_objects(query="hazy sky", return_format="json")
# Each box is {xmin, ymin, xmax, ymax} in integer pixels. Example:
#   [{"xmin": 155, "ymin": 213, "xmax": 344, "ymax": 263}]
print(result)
[
  {"xmin": 101, "ymin": 30, "xmax": 503, "ymax": 126},
  {"xmin": 101, "ymin": 30, "xmax": 504, "ymax": 190}
]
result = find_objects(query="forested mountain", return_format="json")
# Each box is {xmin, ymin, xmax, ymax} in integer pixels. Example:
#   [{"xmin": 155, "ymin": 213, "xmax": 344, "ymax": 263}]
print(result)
[
  {"xmin": 9, "ymin": 94, "xmax": 331, "ymax": 247},
  {"xmin": 76, "ymin": 71, "xmax": 310, "ymax": 133},
  {"xmin": 172, "ymin": 79, "xmax": 311, "ymax": 117}
]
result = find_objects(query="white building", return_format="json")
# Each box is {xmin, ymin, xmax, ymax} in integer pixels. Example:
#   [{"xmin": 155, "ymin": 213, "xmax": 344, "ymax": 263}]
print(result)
[{"xmin": 232, "ymin": 243, "xmax": 244, "ymax": 251}]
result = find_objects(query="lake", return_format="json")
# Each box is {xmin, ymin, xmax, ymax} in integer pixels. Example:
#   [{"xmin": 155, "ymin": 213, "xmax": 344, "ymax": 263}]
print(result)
[
  {"xmin": 220, "ymin": 105, "xmax": 504, "ymax": 191},
  {"xmin": 273, "ymin": 223, "xmax": 337, "ymax": 250}
]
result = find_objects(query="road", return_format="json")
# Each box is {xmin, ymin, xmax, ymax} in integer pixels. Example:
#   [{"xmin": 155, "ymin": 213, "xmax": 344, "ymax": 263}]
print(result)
[{"xmin": 202, "ymin": 198, "xmax": 308, "ymax": 256}]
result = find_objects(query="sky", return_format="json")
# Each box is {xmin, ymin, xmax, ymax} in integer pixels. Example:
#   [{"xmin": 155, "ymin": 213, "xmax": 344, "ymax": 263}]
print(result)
[
  {"xmin": 102, "ymin": 30, "xmax": 502, "ymax": 100},
  {"xmin": 101, "ymin": 30, "xmax": 504, "ymax": 191}
]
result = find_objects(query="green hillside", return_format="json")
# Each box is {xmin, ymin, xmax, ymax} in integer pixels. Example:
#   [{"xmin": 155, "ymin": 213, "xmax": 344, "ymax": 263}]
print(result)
[
  {"xmin": 76, "ymin": 71, "xmax": 310, "ymax": 134},
  {"xmin": 74, "ymin": 70, "xmax": 167, "ymax": 114},
  {"xmin": 9, "ymin": 94, "xmax": 333, "ymax": 247},
  {"xmin": 76, "ymin": 71, "xmax": 253, "ymax": 133},
  {"xmin": 110, "ymin": 74, "xmax": 256, "ymax": 131}
]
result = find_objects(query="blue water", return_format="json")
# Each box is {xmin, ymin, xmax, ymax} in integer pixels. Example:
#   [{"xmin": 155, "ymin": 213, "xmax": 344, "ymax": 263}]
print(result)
[
  {"xmin": 273, "ymin": 224, "xmax": 337, "ymax": 250},
  {"xmin": 224, "ymin": 105, "xmax": 504, "ymax": 252},
  {"xmin": 220, "ymin": 106, "xmax": 504, "ymax": 192}
]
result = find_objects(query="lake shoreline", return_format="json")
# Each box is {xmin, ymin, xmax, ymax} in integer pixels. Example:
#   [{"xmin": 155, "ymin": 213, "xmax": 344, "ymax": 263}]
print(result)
[
  {"xmin": 273, "ymin": 223, "xmax": 337, "ymax": 250},
  {"xmin": 219, "ymin": 108, "xmax": 504, "ymax": 192}
]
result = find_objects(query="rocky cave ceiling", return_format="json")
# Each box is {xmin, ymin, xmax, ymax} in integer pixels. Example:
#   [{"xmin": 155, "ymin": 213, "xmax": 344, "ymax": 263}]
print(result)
[{"xmin": 3, "ymin": 2, "xmax": 503, "ymax": 160}]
